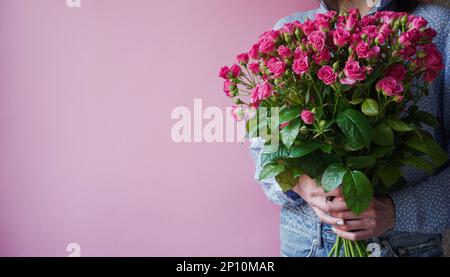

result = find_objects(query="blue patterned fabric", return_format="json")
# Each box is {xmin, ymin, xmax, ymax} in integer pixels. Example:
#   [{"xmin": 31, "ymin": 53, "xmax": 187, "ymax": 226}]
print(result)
[{"xmin": 251, "ymin": 2, "xmax": 450, "ymax": 235}]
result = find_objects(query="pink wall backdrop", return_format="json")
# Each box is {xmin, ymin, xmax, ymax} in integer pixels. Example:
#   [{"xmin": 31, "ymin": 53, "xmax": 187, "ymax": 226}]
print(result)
[{"xmin": 0, "ymin": 0, "xmax": 318, "ymax": 256}]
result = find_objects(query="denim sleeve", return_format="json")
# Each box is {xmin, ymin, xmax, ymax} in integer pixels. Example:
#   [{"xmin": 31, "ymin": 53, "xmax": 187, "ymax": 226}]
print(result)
[
  {"xmin": 390, "ymin": 22, "xmax": 450, "ymax": 234},
  {"xmin": 250, "ymin": 138, "xmax": 304, "ymax": 207}
]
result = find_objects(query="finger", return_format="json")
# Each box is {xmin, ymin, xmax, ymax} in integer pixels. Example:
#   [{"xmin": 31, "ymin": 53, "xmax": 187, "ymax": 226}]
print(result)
[
  {"xmin": 331, "ymin": 227, "xmax": 374, "ymax": 241},
  {"xmin": 309, "ymin": 196, "xmax": 329, "ymax": 212},
  {"xmin": 333, "ymin": 196, "xmax": 345, "ymax": 202},
  {"xmin": 325, "ymin": 188, "xmax": 343, "ymax": 198},
  {"xmin": 333, "ymin": 218, "xmax": 375, "ymax": 232},
  {"xmin": 325, "ymin": 200, "xmax": 348, "ymax": 213},
  {"xmin": 312, "ymin": 206, "xmax": 345, "ymax": 226},
  {"xmin": 332, "ymin": 210, "xmax": 374, "ymax": 220},
  {"xmin": 312, "ymin": 197, "xmax": 348, "ymax": 213}
]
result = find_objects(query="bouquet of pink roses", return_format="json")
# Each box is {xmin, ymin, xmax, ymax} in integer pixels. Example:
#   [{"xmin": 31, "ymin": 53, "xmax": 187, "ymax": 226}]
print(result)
[{"xmin": 220, "ymin": 8, "xmax": 446, "ymax": 257}]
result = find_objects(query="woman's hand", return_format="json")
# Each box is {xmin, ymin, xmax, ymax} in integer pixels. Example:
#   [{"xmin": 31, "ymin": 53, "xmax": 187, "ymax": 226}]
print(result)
[
  {"xmin": 330, "ymin": 196, "xmax": 396, "ymax": 241},
  {"xmin": 293, "ymin": 175, "xmax": 348, "ymax": 226}
]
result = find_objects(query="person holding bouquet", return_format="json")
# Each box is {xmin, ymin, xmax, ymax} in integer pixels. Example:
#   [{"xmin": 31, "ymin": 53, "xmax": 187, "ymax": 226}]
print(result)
[{"xmin": 247, "ymin": 0, "xmax": 450, "ymax": 257}]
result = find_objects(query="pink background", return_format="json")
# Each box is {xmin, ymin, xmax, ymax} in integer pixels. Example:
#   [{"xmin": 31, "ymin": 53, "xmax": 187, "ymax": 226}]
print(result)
[{"xmin": 0, "ymin": 0, "xmax": 318, "ymax": 256}]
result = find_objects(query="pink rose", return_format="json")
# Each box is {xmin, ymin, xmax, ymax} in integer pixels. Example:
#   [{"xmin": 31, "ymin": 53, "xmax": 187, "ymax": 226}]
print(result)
[
  {"xmin": 292, "ymin": 54, "xmax": 310, "ymax": 76},
  {"xmin": 376, "ymin": 11, "xmax": 397, "ymax": 24},
  {"xmin": 356, "ymin": 41, "xmax": 380, "ymax": 59},
  {"xmin": 312, "ymin": 48, "xmax": 330, "ymax": 65},
  {"xmin": 316, "ymin": 19, "xmax": 331, "ymax": 32},
  {"xmin": 301, "ymin": 20, "xmax": 315, "ymax": 36},
  {"xmin": 230, "ymin": 64, "xmax": 241, "ymax": 78},
  {"xmin": 281, "ymin": 23, "xmax": 295, "ymax": 35},
  {"xmin": 345, "ymin": 8, "xmax": 359, "ymax": 31},
  {"xmin": 294, "ymin": 48, "xmax": 306, "ymax": 59},
  {"xmin": 293, "ymin": 21, "xmax": 303, "ymax": 31},
  {"xmin": 408, "ymin": 16, "xmax": 428, "ymax": 30},
  {"xmin": 307, "ymin": 31, "xmax": 326, "ymax": 51},
  {"xmin": 301, "ymin": 110, "xmax": 315, "ymax": 125},
  {"xmin": 223, "ymin": 80, "xmax": 235, "ymax": 97},
  {"xmin": 231, "ymin": 105, "xmax": 244, "ymax": 121},
  {"xmin": 376, "ymin": 77, "xmax": 404, "ymax": 97},
  {"xmin": 236, "ymin": 53, "xmax": 249, "ymax": 65},
  {"xmin": 278, "ymin": 45, "xmax": 292, "ymax": 59},
  {"xmin": 340, "ymin": 59, "xmax": 366, "ymax": 85},
  {"xmin": 351, "ymin": 33, "xmax": 362, "ymax": 44},
  {"xmin": 249, "ymin": 44, "xmax": 260, "ymax": 59},
  {"xmin": 219, "ymin": 66, "xmax": 231, "ymax": 79},
  {"xmin": 359, "ymin": 15, "xmax": 376, "ymax": 27},
  {"xmin": 400, "ymin": 46, "xmax": 416, "ymax": 59},
  {"xmin": 257, "ymin": 30, "xmax": 279, "ymax": 44},
  {"xmin": 257, "ymin": 81, "xmax": 273, "ymax": 100},
  {"xmin": 250, "ymin": 87, "xmax": 260, "ymax": 106},
  {"xmin": 393, "ymin": 95, "xmax": 404, "ymax": 103},
  {"xmin": 424, "ymin": 70, "xmax": 438, "ymax": 83},
  {"xmin": 386, "ymin": 63, "xmax": 407, "ymax": 82},
  {"xmin": 315, "ymin": 11, "xmax": 336, "ymax": 23},
  {"xmin": 337, "ymin": 15, "xmax": 346, "ymax": 26},
  {"xmin": 325, "ymin": 10, "xmax": 338, "ymax": 19},
  {"xmin": 333, "ymin": 28, "xmax": 351, "ymax": 47},
  {"xmin": 251, "ymin": 81, "xmax": 273, "ymax": 105},
  {"xmin": 318, "ymin": 65, "xmax": 337, "ymax": 85},
  {"xmin": 361, "ymin": 25, "xmax": 378, "ymax": 40},
  {"xmin": 267, "ymin": 58, "xmax": 286, "ymax": 78},
  {"xmin": 399, "ymin": 29, "xmax": 420, "ymax": 47},
  {"xmin": 259, "ymin": 38, "xmax": 276, "ymax": 54},
  {"xmin": 376, "ymin": 24, "xmax": 392, "ymax": 45},
  {"xmin": 424, "ymin": 45, "xmax": 444, "ymax": 72},
  {"xmin": 422, "ymin": 28, "xmax": 437, "ymax": 41},
  {"xmin": 248, "ymin": 62, "xmax": 260, "ymax": 74}
]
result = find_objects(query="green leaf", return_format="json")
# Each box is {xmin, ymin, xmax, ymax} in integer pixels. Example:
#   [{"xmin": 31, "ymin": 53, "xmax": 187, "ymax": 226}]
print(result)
[
  {"xmin": 280, "ymin": 106, "xmax": 300, "ymax": 123},
  {"xmin": 349, "ymin": 98, "xmax": 363, "ymax": 105},
  {"xmin": 320, "ymin": 143, "xmax": 333, "ymax": 154},
  {"xmin": 352, "ymin": 86, "xmax": 365, "ymax": 99},
  {"xmin": 415, "ymin": 111, "xmax": 439, "ymax": 128},
  {"xmin": 344, "ymin": 141, "xmax": 365, "ymax": 151},
  {"xmin": 258, "ymin": 162, "xmax": 285, "ymax": 181},
  {"xmin": 280, "ymin": 118, "xmax": 301, "ymax": 149},
  {"xmin": 289, "ymin": 141, "xmax": 322, "ymax": 159},
  {"xmin": 321, "ymin": 164, "xmax": 348, "ymax": 193},
  {"xmin": 261, "ymin": 145, "xmax": 290, "ymax": 165},
  {"xmin": 246, "ymin": 115, "xmax": 268, "ymax": 138},
  {"xmin": 402, "ymin": 155, "xmax": 433, "ymax": 174},
  {"xmin": 262, "ymin": 142, "xmax": 279, "ymax": 154},
  {"xmin": 373, "ymin": 146, "xmax": 395, "ymax": 159},
  {"xmin": 377, "ymin": 166, "xmax": 401, "ymax": 187},
  {"xmin": 297, "ymin": 152, "xmax": 326, "ymax": 178},
  {"xmin": 346, "ymin": 156, "xmax": 376, "ymax": 169},
  {"xmin": 342, "ymin": 171, "xmax": 373, "ymax": 215},
  {"xmin": 276, "ymin": 170, "xmax": 298, "ymax": 192},
  {"xmin": 361, "ymin": 99, "xmax": 379, "ymax": 117},
  {"xmin": 372, "ymin": 124, "xmax": 394, "ymax": 146},
  {"xmin": 386, "ymin": 116, "xmax": 415, "ymax": 132},
  {"xmin": 405, "ymin": 133, "xmax": 448, "ymax": 167},
  {"xmin": 292, "ymin": 167, "xmax": 305, "ymax": 179},
  {"xmin": 337, "ymin": 109, "xmax": 373, "ymax": 149}
]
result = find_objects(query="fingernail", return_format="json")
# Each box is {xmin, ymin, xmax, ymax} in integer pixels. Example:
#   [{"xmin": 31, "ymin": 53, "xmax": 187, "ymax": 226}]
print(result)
[{"xmin": 337, "ymin": 220, "xmax": 345, "ymax": 226}]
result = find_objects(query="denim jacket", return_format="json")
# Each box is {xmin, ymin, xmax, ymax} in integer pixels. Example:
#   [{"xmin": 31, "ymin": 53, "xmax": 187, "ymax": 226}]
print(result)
[{"xmin": 251, "ymin": 1, "xmax": 450, "ymax": 256}]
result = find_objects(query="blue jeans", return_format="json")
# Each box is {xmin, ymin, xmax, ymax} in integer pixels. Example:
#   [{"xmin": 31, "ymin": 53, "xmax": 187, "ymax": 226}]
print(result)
[{"xmin": 280, "ymin": 205, "xmax": 443, "ymax": 257}]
